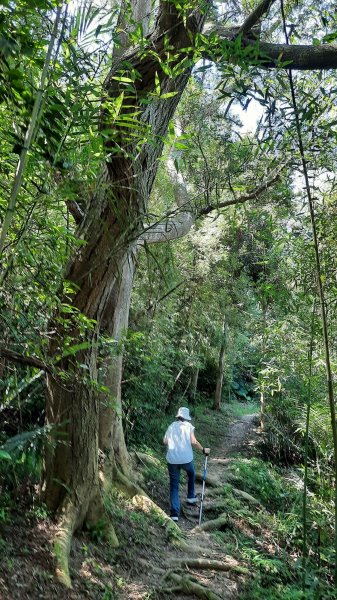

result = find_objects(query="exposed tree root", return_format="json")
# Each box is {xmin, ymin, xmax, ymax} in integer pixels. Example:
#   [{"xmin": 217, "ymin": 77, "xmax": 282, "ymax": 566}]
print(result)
[
  {"xmin": 204, "ymin": 487, "xmax": 260, "ymax": 509},
  {"xmin": 163, "ymin": 571, "xmax": 222, "ymax": 600},
  {"xmin": 196, "ymin": 472, "xmax": 221, "ymax": 487},
  {"xmin": 207, "ymin": 486, "xmax": 227, "ymax": 497},
  {"xmin": 110, "ymin": 473, "xmax": 184, "ymax": 542},
  {"xmin": 53, "ymin": 490, "xmax": 120, "ymax": 588},
  {"xmin": 132, "ymin": 493, "xmax": 167, "ymax": 518},
  {"xmin": 181, "ymin": 505, "xmax": 199, "ymax": 522},
  {"xmin": 53, "ymin": 498, "xmax": 78, "ymax": 588},
  {"xmin": 192, "ymin": 514, "xmax": 229, "ymax": 532},
  {"xmin": 203, "ymin": 500, "xmax": 228, "ymax": 513},
  {"xmin": 109, "ymin": 472, "xmax": 186, "ymax": 546},
  {"xmin": 133, "ymin": 451, "xmax": 161, "ymax": 468},
  {"xmin": 114, "ymin": 468, "xmax": 146, "ymax": 498},
  {"xmin": 169, "ymin": 557, "xmax": 248, "ymax": 575},
  {"xmin": 231, "ymin": 487, "xmax": 261, "ymax": 505},
  {"xmin": 172, "ymin": 539, "xmax": 213, "ymax": 554},
  {"xmin": 86, "ymin": 492, "xmax": 119, "ymax": 548},
  {"xmin": 131, "ymin": 493, "xmax": 183, "ymax": 543},
  {"xmin": 162, "ymin": 584, "xmax": 182, "ymax": 594}
]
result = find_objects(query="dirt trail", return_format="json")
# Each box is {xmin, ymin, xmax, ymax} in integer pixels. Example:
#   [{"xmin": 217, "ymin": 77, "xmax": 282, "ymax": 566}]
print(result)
[
  {"xmin": 0, "ymin": 413, "xmax": 260, "ymax": 600},
  {"xmin": 205, "ymin": 414, "xmax": 259, "ymax": 487},
  {"xmin": 162, "ymin": 413, "xmax": 259, "ymax": 600},
  {"xmin": 181, "ymin": 413, "xmax": 258, "ymax": 529}
]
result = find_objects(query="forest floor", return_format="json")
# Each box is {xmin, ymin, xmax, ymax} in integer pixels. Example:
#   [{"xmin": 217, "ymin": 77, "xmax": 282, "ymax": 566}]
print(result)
[{"xmin": 0, "ymin": 406, "xmax": 276, "ymax": 600}]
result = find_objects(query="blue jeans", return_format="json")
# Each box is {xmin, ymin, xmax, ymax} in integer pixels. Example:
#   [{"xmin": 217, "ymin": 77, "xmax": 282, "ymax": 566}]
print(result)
[{"xmin": 167, "ymin": 461, "xmax": 196, "ymax": 518}]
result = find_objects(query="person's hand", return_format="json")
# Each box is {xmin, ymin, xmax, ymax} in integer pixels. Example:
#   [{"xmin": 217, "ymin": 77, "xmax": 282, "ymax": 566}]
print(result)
[{"xmin": 203, "ymin": 447, "xmax": 210, "ymax": 455}]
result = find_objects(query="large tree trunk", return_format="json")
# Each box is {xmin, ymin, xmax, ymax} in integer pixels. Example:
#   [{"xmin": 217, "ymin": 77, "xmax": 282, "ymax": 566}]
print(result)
[
  {"xmin": 42, "ymin": 0, "xmax": 293, "ymax": 578},
  {"xmin": 44, "ymin": 1, "xmax": 208, "ymax": 586},
  {"xmin": 45, "ymin": 165, "xmax": 136, "ymax": 584},
  {"xmin": 99, "ymin": 246, "xmax": 139, "ymax": 477}
]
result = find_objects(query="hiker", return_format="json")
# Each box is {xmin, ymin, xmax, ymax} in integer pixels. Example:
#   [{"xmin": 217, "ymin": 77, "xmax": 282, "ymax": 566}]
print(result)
[{"xmin": 163, "ymin": 406, "xmax": 210, "ymax": 521}]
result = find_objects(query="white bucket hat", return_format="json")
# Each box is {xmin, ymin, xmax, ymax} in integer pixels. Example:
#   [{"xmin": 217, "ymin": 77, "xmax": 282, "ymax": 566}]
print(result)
[{"xmin": 176, "ymin": 406, "xmax": 191, "ymax": 421}]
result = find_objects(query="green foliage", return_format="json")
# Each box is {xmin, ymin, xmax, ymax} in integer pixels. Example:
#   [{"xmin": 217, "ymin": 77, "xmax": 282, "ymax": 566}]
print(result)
[
  {"xmin": 0, "ymin": 424, "xmax": 53, "ymax": 514},
  {"xmin": 215, "ymin": 452, "xmax": 335, "ymax": 599},
  {"xmin": 227, "ymin": 457, "xmax": 298, "ymax": 510},
  {"xmin": 1, "ymin": 1, "xmax": 337, "ymax": 597}
]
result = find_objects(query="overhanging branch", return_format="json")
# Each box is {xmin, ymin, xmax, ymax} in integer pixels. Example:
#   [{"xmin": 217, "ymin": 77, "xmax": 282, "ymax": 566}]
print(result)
[
  {"xmin": 203, "ymin": 22, "xmax": 337, "ymax": 70},
  {"xmin": 253, "ymin": 40, "xmax": 337, "ymax": 70},
  {"xmin": 139, "ymin": 210, "xmax": 194, "ymax": 244},
  {"xmin": 198, "ymin": 170, "xmax": 282, "ymax": 216},
  {"xmin": 237, "ymin": 0, "xmax": 276, "ymax": 37},
  {"xmin": 140, "ymin": 168, "xmax": 283, "ymax": 246}
]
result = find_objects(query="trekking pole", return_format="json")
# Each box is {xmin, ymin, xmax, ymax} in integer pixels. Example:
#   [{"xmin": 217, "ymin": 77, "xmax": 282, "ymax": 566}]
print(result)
[{"xmin": 198, "ymin": 454, "xmax": 208, "ymax": 525}]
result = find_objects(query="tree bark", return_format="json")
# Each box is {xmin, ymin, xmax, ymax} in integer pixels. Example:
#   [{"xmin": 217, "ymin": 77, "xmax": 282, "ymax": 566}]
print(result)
[
  {"xmin": 203, "ymin": 22, "xmax": 337, "ymax": 70},
  {"xmin": 214, "ymin": 320, "xmax": 227, "ymax": 411},
  {"xmin": 99, "ymin": 246, "xmax": 138, "ymax": 477},
  {"xmin": 44, "ymin": 1, "xmax": 209, "ymax": 585},
  {"xmin": 44, "ymin": 160, "xmax": 141, "ymax": 582},
  {"xmin": 189, "ymin": 366, "xmax": 199, "ymax": 402},
  {"xmin": 43, "ymin": 0, "xmax": 337, "ymax": 585}
]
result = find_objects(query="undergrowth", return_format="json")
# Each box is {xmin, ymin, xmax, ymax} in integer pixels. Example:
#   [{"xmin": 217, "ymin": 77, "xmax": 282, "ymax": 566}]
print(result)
[
  {"xmin": 212, "ymin": 456, "xmax": 335, "ymax": 599},
  {"xmin": 2, "ymin": 399, "xmax": 335, "ymax": 599}
]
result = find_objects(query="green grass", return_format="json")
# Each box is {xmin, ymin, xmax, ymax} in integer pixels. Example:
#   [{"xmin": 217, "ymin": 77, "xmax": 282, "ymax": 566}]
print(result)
[{"xmin": 226, "ymin": 401, "xmax": 259, "ymax": 419}]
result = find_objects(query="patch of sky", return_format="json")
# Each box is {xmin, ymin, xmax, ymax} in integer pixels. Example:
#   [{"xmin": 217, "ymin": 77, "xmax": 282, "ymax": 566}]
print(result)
[{"xmin": 231, "ymin": 100, "xmax": 264, "ymax": 134}]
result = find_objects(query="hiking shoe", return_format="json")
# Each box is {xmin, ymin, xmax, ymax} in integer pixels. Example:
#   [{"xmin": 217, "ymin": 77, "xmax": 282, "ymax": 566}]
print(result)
[
  {"xmin": 186, "ymin": 497, "xmax": 198, "ymax": 504},
  {"xmin": 171, "ymin": 516, "xmax": 179, "ymax": 522}
]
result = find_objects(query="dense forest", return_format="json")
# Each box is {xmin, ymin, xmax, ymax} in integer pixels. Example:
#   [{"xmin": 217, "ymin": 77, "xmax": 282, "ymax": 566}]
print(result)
[{"xmin": 1, "ymin": 0, "xmax": 337, "ymax": 598}]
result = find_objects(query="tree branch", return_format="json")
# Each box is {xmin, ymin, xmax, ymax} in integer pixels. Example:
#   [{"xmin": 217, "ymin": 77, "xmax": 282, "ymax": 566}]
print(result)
[
  {"xmin": 166, "ymin": 155, "xmax": 191, "ymax": 208},
  {"xmin": 237, "ymin": 0, "xmax": 276, "ymax": 37},
  {"xmin": 146, "ymin": 280, "xmax": 185, "ymax": 312},
  {"xmin": 198, "ymin": 170, "xmax": 282, "ymax": 215},
  {"xmin": 140, "ymin": 167, "xmax": 283, "ymax": 246},
  {"xmin": 66, "ymin": 199, "xmax": 83, "ymax": 225},
  {"xmin": 0, "ymin": 346, "xmax": 51, "ymax": 373},
  {"xmin": 203, "ymin": 22, "xmax": 337, "ymax": 70},
  {"xmin": 253, "ymin": 40, "xmax": 337, "ymax": 70},
  {"xmin": 139, "ymin": 210, "xmax": 194, "ymax": 244},
  {"xmin": 139, "ymin": 151, "xmax": 194, "ymax": 245}
]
